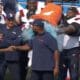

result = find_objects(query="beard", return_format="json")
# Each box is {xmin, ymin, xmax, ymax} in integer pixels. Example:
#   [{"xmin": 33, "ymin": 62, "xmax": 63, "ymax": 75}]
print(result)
[{"xmin": 32, "ymin": 30, "xmax": 38, "ymax": 36}]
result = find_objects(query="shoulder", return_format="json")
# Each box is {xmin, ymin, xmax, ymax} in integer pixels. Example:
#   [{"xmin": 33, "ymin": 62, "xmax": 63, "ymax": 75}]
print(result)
[
  {"xmin": 45, "ymin": 32, "xmax": 56, "ymax": 40},
  {"xmin": 43, "ymin": 32, "xmax": 57, "ymax": 43}
]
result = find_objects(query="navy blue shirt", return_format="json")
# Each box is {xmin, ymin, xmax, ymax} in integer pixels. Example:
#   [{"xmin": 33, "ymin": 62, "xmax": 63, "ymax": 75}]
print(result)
[
  {"xmin": 0, "ymin": 24, "xmax": 22, "ymax": 61},
  {"xmin": 28, "ymin": 32, "xmax": 58, "ymax": 71}
]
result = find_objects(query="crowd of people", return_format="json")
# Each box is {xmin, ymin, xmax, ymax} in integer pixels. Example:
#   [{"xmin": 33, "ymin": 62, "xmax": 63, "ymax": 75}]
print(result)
[{"xmin": 0, "ymin": 0, "xmax": 80, "ymax": 80}]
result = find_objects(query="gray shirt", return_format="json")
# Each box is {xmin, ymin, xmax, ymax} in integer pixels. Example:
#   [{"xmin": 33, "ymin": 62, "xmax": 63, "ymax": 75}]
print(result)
[{"xmin": 57, "ymin": 34, "xmax": 79, "ymax": 50}]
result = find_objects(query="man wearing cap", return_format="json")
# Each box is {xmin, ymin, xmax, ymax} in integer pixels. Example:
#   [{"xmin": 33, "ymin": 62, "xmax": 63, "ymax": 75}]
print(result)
[
  {"xmin": 0, "ymin": 14, "xmax": 23, "ymax": 80},
  {"xmin": 2, "ymin": 19, "xmax": 60, "ymax": 80}
]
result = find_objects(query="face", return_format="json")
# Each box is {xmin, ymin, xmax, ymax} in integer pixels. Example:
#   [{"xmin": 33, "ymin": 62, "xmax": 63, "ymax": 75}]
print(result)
[
  {"xmin": 27, "ymin": 2, "xmax": 37, "ymax": 11},
  {"xmin": 31, "ymin": 24, "xmax": 41, "ymax": 35},
  {"xmin": 6, "ymin": 19, "xmax": 15, "ymax": 28},
  {"xmin": 31, "ymin": 25, "xmax": 39, "ymax": 32},
  {"xmin": 66, "ymin": 10, "xmax": 76, "ymax": 19}
]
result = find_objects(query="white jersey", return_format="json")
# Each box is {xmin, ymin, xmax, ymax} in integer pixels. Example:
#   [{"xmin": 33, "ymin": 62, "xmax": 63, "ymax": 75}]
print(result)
[
  {"xmin": 58, "ymin": 15, "xmax": 80, "ymax": 51},
  {"xmin": 67, "ymin": 15, "xmax": 80, "ymax": 24}
]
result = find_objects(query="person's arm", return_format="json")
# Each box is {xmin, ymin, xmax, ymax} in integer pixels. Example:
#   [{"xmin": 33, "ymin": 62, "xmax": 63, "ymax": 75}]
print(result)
[
  {"xmin": 54, "ymin": 50, "xmax": 59, "ymax": 68},
  {"xmin": 53, "ymin": 50, "xmax": 59, "ymax": 77},
  {"xmin": 0, "ymin": 48, "xmax": 11, "ymax": 52},
  {"xmin": 57, "ymin": 24, "xmax": 76, "ymax": 34},
  {"xmin": 15, "ymin": 43, "xmax": 31, "ymax": 51},
  {"xmin": 15, "ymin": 11, "xmax": 21, "ymax": 25},
  {"xmin": 0, "ymin": 43, "xmax": 31, "ymax": 52},
  {"xmin": 61, "ymin": 25, "xmax": 76, "ymax": 34}
]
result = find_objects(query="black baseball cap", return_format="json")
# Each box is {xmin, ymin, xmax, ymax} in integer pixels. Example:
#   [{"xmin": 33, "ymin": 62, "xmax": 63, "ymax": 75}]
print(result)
[
  {"xmin": 30, "ymin": 19, "xmax": 44, "ymax": 28},
  {"xmin": 68, "ymin": 7, "xmax": 78, "ymax": 14}
]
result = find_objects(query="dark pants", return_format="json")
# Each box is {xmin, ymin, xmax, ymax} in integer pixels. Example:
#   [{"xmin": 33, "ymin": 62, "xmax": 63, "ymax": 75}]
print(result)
[
  {"xmin": 78, "ymin": 52, "xmax": 80, "ymax": 80},
  {"xmin": 1, "ymin": 61, "xmax": 21, "ymax": 80},
  {"xmin": 0, "ymin": 53, "xmax": 5, "ymax": 80},
  {"xmin": 59, "ymin": 47, "xmax": 80, "ymax": 80},
  {"xmin": 31, "ymin": 70, "xmax": 54, "ymax": 80},
  {"xmin": 0, "ymin": 60, "xmax": 5, "ymax": 80},
  {"xmin": 20, "ymin": 51, "xmax": 29, "ymax": 80}
]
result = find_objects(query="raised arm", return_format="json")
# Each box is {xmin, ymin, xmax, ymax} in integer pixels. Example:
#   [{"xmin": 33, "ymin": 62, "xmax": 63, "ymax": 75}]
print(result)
[{"xmin": 57, "ymin": 23, "xmax": 77, "ymax": 35}]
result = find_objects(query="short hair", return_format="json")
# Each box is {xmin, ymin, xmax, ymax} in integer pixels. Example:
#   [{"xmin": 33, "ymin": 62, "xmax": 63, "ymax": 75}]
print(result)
[
  {"xmin": 68, "ymin": 7, "xmax": 78, "ymax": 14},
  {"xmin": 30, "ymin": 19, "xmax": 44, "ymax": 28}
]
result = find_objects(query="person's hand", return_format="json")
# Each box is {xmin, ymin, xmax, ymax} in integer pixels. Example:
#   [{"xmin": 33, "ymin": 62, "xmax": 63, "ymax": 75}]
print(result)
[
  {"xmin": 53, "ymin": 66, "xmax": 59, "ymax": 78},
  {"xmin": 7, "ymin": 46, "xmax": 16, "ymax": 52}
]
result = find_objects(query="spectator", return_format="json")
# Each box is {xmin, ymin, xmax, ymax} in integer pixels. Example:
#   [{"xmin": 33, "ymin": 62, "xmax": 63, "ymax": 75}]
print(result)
[{"xmin": 15, "ymin": 0, "xmax": 37, "ymax": 27}]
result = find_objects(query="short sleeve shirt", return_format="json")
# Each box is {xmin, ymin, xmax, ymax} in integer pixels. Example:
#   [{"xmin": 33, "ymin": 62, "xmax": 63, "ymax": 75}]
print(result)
[
  {"xmin": 0, "ymin": 24, "xmax": 22, "ymax": 61},
  {"xmin": 28, "ymin": 32, "xmax": 58, "ymax": 71}
]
